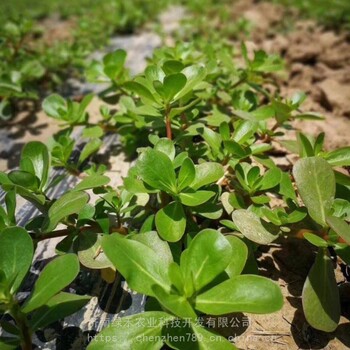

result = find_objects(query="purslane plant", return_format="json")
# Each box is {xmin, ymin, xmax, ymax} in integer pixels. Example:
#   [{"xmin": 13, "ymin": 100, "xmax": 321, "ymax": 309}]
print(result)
[
  {"xmin": 0, "ymin": 227, "xmax": 90, "ymax": 350},
  {"xmin": 87, "ymin": 229, "xmax": 283, "ymax": 349},
  {"xmin": 0, "ymin": 39, "xmax": 349, "ymax": 350}
]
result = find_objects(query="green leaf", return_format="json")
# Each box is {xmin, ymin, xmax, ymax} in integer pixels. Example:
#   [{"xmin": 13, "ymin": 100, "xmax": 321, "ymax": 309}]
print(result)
[
  {"xmin": 179, "ymin": 190, "xmax": 215, "ymax": 207},
  {"xmin": 137, "ymin": 149, "xmax": 177, "ymax": 193},
  {"xmin": 22, "ymin": 254, "xmax": 80, "ymax": 313},
  {"xmin": 304, "ymin": 233, "xmax": 328, "ymax": 248},
  {"xmin": 73, "ymin": 175, "xmax": 110, "ymax": 192},
  {"xmin": 232, "ymin": 210, "xmax": 279, "ymax": 244},
  {"xmin": 225, "ymin": 236, "xmax": 248, "ymax": 277},
  {"xmin": 201, "ymin": 127, "xmax": 222, "ymax": 156},
  {"xmin": 325, "ymin": 147, "xmax": 350, "ymax": 166},
  {"xmin": 82, "ymin": 126, "xmax": 104, "ymax": 138},
  {"xmin": 124, "ymin": 81, "xmax": 157, "ymax": 103},
  {"xmin": 163, "ymin": 73, "xmax": 187, "ymax": 102},
  {"xmin": 103, "ymin": 49, "xmax": 127, "ymax": 80},
  {"xmin": 78, "ymin": 233, "xmax": 113, "ymax": 269},
  {"xmin": 181, "ymin": 229, "xmax": 232, "ymax": 292},
  {"xmin": 256, "ymin": 167, "xmax": 281, "ymax": 191},
  {"xmin": 8, "ymin": 170, "xmax": 38, "ymax": 190},
  {"xmin": 326, "ymin": 216, "xmax": 350, "ymax": 245},
  {"xmin": 162, "ymin": 60, "xmax": 184, "ymax": 75},
  {"xmin": 196, "ymin": 275, "xmax": 283, "ymax": 315},
  {"xmin": 191, "ymin": 323, "xmax": 236, "ymax": 350},
  {"xmin": 232, "ymin": 120, "xmax": 257, "ymax": 144},
  {"xmin": 42, "ymin": 94, "xmax": 66, "ymax": 119},
  {"xmin": 87, "ymin": 312, "xmax": 174, "ymax": 350},
  {"xmin": 191, "ymin": 162, "xmax": 224, "ymax": 190},
  {"xmin": 30, "ymin": 292, "xmax": 90, "ymax": 330},
  {"xmin": 78, "ymin": 138, "xmax": 103, "ymax": 165},
  {"xmin": 20, "ymin": 141, "xmax": 50, "ymax": 190},
  {"xmin": 155, "ymin": 201, "xmax": 186, "ymax": 242},
  {"xmin": 176, "ymin": 65, "xmax": 207, "ymax": 100},
  {"xmin": 131, "ymin": 231, "xmax": 173, "ymax": 266},
  {"xmin": 0, "ymin": 227, "xmax": 33, "ymax": 293},
  {"xmin": 42, "ymin": 191, "xmax": 89, "ymax": 232},
  {"xmin": 0, "ymin": 337, "xmax": 20, "ymax": 350},
  {"xmin": 297, "ymin": 132, "xmax": 314, "ymax": 158},
  {"xmin": 101, "ymin": 234, "xmax": 171, "ymax": 296},
  {"xmin": 152, "ymin": 285, "xmax": 197, "ymax": 319},
  {"xmin": 154, "ymin": 138, "xmax": 175, "ymax": 160},
  {"xmin": 177, "ymin": 158, "xmax": 196, "ymax": 192},
  {"xmin": 293, "ymin": 157, "xmax": 335, "ymax": 226},
  {"xmin": 302, "ymin": 249, "xmax": 340, "ymax": 332}
]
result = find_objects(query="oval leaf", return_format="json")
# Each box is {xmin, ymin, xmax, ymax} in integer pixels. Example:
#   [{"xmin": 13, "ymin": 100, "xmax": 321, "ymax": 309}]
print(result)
[
  {"xmin": 155, "ymin": 201, "xmax": 186, "ymax": 242},
  {"xmin": 302, "ymin": 249, "xmax": 340, "ymax": 332},
  {"xmin": 232, "ymin": 209, "xmax": 279, "ymax": 244},
  {"xmin": 181, "ymin": 229, "xmax": 232, "ymax": 292},
  {"xmin": 101, "ymin": 234, "xmax": 171, "ymax": 297},
  {"xmin": 42, "ymin": 191, "xmax": 89, "ymax": 232},
  {"xmin": 196, "ymin": 275, "xmax": 283, "ymax": 315},
  {"xmin": 293, "ymin": 157, "xmax": 335, "ymax": 226},
  {"xmin": 137, "ymin": 149, "xmax": 177, "ymax": 194},
  {"xmin": 22, "ymin": 254, "xmax": 80, "ymax": 313},
  {"xmin": 0, "ymin": 227, "xmax": 33, "ymax": 293}
]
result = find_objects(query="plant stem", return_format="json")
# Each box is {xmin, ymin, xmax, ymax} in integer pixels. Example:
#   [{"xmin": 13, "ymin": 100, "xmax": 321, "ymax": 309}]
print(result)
[
  {"xmin": 165, "ymin": 105, "xmax": 172, "ymax": 140},
  {"xmin": 10, "ymin": 303, "xmax": 32, "ymax": 350}
]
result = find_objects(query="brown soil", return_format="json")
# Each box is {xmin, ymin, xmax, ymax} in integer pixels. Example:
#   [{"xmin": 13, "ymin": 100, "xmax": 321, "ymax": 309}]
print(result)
[
  {"xmin": 234, "ymin": 0, "xmax": 350, "ymax": 150},
  {"xmin": 226, "ymin": 1, "xmax": 350, "ymax": 349}
]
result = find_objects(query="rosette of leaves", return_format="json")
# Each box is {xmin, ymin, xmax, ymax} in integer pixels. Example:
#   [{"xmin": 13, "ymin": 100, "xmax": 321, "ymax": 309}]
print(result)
[
  {"xmin": 124, "ymin": 138, "xmax": 224, "ymax": 242},
  {"xmin": 0, "ymin": 141, "xmax": 113, "ymax": 250},
  {"xmin": 122, "ymin": 58, "xmax": 207, "ymax": 140},
  {"xmin": 87, "ymin": 229, "xmax": 283, "ymax": 349},
  {"xmin": 0, "ymin": 227, "xmax": 90, "ymax": 350}
]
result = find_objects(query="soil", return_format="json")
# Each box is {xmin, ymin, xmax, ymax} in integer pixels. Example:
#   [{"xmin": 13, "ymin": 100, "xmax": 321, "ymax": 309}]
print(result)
[
  {"xmin": 232, "ymin": 0, "xmax": 350, "ymax": 151},
  {"xmin": 225, "ymin": 1, "xmax": 350, "ymax": 349}
]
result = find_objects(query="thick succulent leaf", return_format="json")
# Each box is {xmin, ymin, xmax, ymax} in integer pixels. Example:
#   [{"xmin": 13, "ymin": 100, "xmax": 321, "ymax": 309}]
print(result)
[
  {"xmin": 30, "ymin": 292, "xmax": 90, "ymax": 330},
  {"xmin": 78, "ymin": 233, "xmax": 113, "ymax": 269},
  {"xmin": 177, "ymin": 158, "xmax": 196, "ymax": 192},
  {"xmin": 225, "ymin": 236, "xmax": 248, "ymax": 277},
  {"xmin": 302, "ymin": 249, "xmax": 340, "ymax": 332},
  {"xmin": 137, "ymin": 149, "xmax": 177, "ymax": 194},
  {"xmin": 163, "ymin": 73, "xmax": 187, "ymax": 102},
  {"xmin": 232, "ymin": 209, "xmax": 279, "ymax": 244},
  {"xmin": 191, "ymin": 162, "xmax": 224, "ymax": 190},
  {"xmin": 131, "ymin": 231, "xmax": 173, "ymax": 266},
  {"xmin": 196, "ymin": 275, "xmax": 283, "ymax": 315},
  {"xmin": 73, "ymin": 175, "xmax": 110, "ymax": 192},
  {"xmin": 326, "ymin": 216, "xmax": 350, "ymax": 245},
  {"xmin": 22, "ymin": 254, "xmax": 80, "ymax": 313},
  {"xmin": 87, "ymin": 312, "xmax": 174, "ymax": 350},
  {"xmin": 155, "ymin": 201, "xmax": 186, "ymax": 242},
  {"xmin": 181, "ymin": 229, "xmax": 232, "ymax": 292},
  {"xmin": 154, "ymin": 138, "xmax": 175, "ymax": 160},
  {"xmin": 42, "ymin": 94, "xmax": 66, "ymax": 119},
  {"xmin": 0, "ymin": 337, "xmax": 20, "ymax": 350},
  {"xmin": 101, "ymin": 234, "xmax": 171, "ymax": 296},
  {"xmin": 20, "ymin": 141, "xmax": 50, "ymax": 190},
  {"xmin": 293, "ymin": 157, "xmax": 335, "ymax": 226},
  {"xmin": 42, "ymin": 191, "xmax": 89, "ymax": 232},
  {"xmin": 179, "ymin": 190, "xmax": 215, "ymax": 207},
  {"xmin": 325, "ymin": 147, "xmax": 350, "ymax": 167},
  {"xmin": 152, "ymin": 285, "xmax": 197, "ymax": 319},
  {"xmin": 191, "ymin": 324, "xmax": 237, "ymax": 350},
  {"xmin": 0, "ymin": 227, "xmax": 33, "ymax": 293}
]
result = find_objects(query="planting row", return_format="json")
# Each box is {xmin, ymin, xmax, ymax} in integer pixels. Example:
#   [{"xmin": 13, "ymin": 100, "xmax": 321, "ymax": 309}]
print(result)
[{"xmin": 0, "ymin": 39, "xmax": 349, "ymax": 349}]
